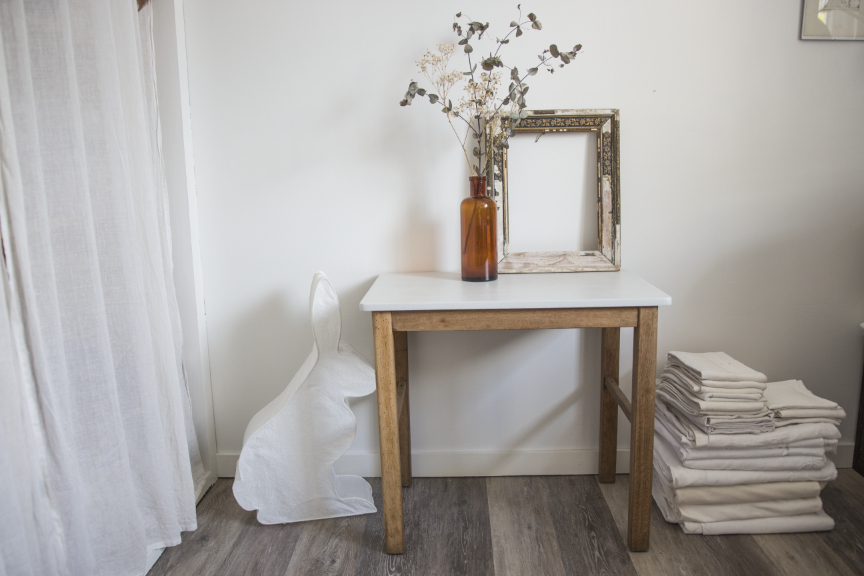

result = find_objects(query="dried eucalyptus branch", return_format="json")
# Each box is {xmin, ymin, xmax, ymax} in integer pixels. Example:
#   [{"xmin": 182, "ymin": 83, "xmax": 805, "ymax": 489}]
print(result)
[{"xmin": 400, "ymin": 5, "xmax": 581, "ymax": 177}]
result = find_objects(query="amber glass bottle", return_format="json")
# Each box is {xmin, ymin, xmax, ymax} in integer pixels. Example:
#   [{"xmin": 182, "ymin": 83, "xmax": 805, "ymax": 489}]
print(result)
[{"xmin": 460, "ymin": 176, "xmax": 498, "ymax": 282}]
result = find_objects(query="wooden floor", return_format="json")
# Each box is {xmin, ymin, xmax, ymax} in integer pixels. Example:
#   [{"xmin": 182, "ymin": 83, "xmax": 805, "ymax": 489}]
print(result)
[{"xmin": 151, "ymin": 470, "xmax": 864, "ymax": 576}]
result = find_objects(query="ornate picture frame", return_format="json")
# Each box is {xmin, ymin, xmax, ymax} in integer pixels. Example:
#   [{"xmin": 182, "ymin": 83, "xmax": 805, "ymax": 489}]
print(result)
[
  {"xmin": 801, "ymin": 0, "xmax": 864, "ymax": 40},
  {"xmin": 487, "ymin": 109, "xmax": 621, "ymax": 273}
]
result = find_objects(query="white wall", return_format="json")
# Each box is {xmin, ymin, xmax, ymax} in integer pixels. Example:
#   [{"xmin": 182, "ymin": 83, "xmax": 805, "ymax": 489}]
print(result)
[
  {"xmin": 151, "ymin": 0, "xmax": 217, "ymax": 490},
  {"xmin": 180, "ymin": 0, "xmax": 864, "ymax": 476}
]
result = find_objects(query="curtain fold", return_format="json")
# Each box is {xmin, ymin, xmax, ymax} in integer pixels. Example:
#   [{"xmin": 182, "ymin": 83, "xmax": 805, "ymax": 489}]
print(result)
[{"xmin": 0, "ymin": 1, "xmax": 204, "ymax": 575}]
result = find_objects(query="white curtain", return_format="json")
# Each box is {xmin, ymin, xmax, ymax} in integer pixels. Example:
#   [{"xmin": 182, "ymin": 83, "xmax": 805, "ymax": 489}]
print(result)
[{"xmin": 0, "ymin": 1, "xmax": 205, "ymax": 575}]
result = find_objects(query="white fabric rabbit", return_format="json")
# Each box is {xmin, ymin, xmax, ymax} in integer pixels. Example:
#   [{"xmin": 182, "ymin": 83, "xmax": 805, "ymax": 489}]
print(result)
[{"xmin": 233, "ymin": 272, "xmax": 377, "ymax": 523}]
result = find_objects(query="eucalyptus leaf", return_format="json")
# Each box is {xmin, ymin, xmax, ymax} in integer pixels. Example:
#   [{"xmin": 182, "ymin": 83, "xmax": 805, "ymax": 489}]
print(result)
[
  {"xmin": 500, "ymin": 38, "xmax": 509, "ymax": 44},
  {"xmin": 522, "ymin": 86, "xmax": 529, "ymax": 95},
  {"xmin": 515, "ymin": 27, "xmax": 523, "ymax": 37},
  {"xmin": 511, "ymin": 67, "xmax": 519, "ymax": 80},
  {"xmin": 549, "ymin": 44, "xmax": 559, "ymax": 58},
  {"xmin": 560, "ymin": 53, "xmax": 570, "ymax": 64},
  {"xmin": 519, "ymin": 110, "xmax": 528, "ymax": 118},
  {"xmin": 510, "ymin": 20, "xmax": 518, "ymax": 27},
  {"xmin": 458, "ymin": 38, "xmax": 467, "ymax": 45},
  {"xmin": 502, "ymin": 97, "xmax": 510, "ymax": 105},
  {"xmin": 456, "ymin": 11, "xmax": 461, "ymax": 17},
  {"xmin": 428, "ymin": 94, "xmax": 439, "ymax": 103},
  {"xmin": 532, "ymin": 20, "xmax": 542, "ymax": 30},
  {"xmin": 574, "ymin": 44, "xmax": 582, "ymax": 51},
  {"xmin": 464, "ymin": 44, "xmax": 473, "ymax": 53},
  {"xmin": 528, "ymin": 67, "xmax": 538, "ymax": 75},
  {"xmin": 472, "ymin": 146, "xmax": 480, "ymax": 157},
  {"xmin": 400, "ymin": 99, "xmax": 408, "ymax": 106},
  {"xmin": 417, "ymin": 88, "xmax": 426, "ymax": 96},
  {"xmin": 527, "ymin": 12, "xmax": 536, "ymax": 21}
]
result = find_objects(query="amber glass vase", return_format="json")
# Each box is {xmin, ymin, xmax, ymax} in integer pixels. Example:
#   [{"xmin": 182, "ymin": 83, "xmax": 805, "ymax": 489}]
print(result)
[{"xmin": 461, "ymin": 176, "xmax": 498, "ymax": 282}]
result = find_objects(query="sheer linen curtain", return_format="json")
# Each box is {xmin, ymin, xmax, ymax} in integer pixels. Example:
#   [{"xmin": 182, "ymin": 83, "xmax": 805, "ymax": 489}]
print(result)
[{"xmin": 0, "ymin": 1, "xmax": 205, "ymax": 575}]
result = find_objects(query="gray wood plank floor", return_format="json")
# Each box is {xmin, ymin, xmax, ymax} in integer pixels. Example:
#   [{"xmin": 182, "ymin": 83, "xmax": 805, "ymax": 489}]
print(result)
[{"xmin": 150, "ymin": 470, "xmax": 864, "ymax": 576}]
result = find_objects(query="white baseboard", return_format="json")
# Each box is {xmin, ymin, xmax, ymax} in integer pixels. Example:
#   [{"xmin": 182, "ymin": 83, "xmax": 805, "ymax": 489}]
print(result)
[
  {"xmin": 217, "ymin": 442, "xmax": 856, "ymax": 478},
  {"xmin": 218, "ymin": 448, "xmax": 632, "ymax": 478},
  {"xmin": 145, "ymin": 548, "xmax": 164, "ymax": 574}
]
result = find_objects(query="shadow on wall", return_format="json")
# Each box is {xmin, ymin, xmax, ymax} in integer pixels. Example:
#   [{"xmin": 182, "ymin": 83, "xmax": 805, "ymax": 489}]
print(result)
[{"xmin": 655, "ymin": 201, "xmax": 864, "ymax": 439}]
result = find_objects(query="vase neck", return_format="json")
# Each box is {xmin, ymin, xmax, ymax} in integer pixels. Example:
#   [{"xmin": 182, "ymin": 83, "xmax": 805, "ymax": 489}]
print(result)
[{"xmin": 469, "ymin": 176, "xmax": 487, "ymax": 198}]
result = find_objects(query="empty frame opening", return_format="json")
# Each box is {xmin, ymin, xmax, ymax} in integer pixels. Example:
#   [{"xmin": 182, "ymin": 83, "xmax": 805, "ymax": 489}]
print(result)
[{"xmin": 505, "ymin": 131, "xmax": 599, "ymax": 254}]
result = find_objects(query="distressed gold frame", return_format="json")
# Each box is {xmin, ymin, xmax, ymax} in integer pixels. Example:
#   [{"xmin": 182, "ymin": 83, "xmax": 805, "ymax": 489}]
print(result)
[{"xmin": 487, "ymin": 109, "xmax": 621, "ymax": 273}]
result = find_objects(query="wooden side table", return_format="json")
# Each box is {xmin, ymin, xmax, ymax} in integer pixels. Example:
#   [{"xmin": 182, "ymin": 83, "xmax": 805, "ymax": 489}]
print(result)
[{"xmin": 360, "ymin": 271, "xmax": 672, "ymax": 553}]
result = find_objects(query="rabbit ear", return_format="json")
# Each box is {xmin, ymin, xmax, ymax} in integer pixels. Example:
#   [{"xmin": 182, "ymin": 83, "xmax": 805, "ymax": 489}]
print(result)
[{"xmin": 309, "ymin": 272, "xmax": 341, "ymax": 354}]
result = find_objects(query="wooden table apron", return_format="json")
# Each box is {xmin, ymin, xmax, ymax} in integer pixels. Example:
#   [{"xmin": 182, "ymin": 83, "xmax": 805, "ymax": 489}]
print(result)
[{"xmin": 370, "ymin": 306, "xmax": 659, "ymax": 554}]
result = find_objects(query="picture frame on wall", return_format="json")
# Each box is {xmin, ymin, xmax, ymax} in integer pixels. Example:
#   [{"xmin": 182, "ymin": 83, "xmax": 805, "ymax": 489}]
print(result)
[
  {"xmin": 487, "ymin": 109, "xmax": 621, "ymax": 273},
  {"xmin": 801, "ymin": 0, "xmax": 864, "ymax": 40}
]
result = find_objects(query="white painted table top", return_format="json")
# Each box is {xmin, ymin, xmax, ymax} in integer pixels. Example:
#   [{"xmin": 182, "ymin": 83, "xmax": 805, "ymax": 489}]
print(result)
[{"xmin": 359, "ymin": 270, "xmax": 672, "ymax": 312}]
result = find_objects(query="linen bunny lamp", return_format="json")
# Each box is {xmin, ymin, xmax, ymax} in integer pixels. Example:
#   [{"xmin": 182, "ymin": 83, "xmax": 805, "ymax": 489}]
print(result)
[{"xmin": 233, "ymin": 272, "xmax": 377, "ymax": 523}]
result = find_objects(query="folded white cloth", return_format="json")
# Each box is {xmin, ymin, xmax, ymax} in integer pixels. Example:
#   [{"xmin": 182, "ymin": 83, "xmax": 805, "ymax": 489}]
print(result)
[
  {"xmin": 667, "ymin": 480, "xmax": 824, "ymax": 506},
  {"xmin": 656, "ymin": 400, "xmax": 840, "ymax": 448},
  {"xmin": 763, "ymin": 380, "xmax": 839, "ymax": 411},
  {"xmin": 774, "ymin": 407, "xmax": 846, "ymax": 419},
  {"xmin": 668, "ymin": 352, "xmax": 768, "ymax": 383},
  {"xmin": 654, "ymin": 433, "xmax": 838, "ymax": 488},
  {"xmin": 655, "ymin": 419, "xmax": 825, "ymax": 461},
  {"xmin": 775, "ymin": 417, "xmax": 842, "ymax": 427},
  {"xmin": 679, "ymin": 510, "xmax": 834, "ymax": 535},
  {"xmin": 658, "ymin": 379, "xmax": 767, "ymax": 415},
  {"xmin": 680, "ymin": 454, "xmax": 827, "ymax": 471},
  {"xmin": 652, "ymin": 477, "xmax": 824, "ymax": 523}
]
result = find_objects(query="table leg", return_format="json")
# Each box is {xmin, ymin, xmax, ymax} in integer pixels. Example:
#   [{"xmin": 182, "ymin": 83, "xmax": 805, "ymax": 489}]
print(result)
[
  {"xmin": 628, "ymin": 307, "xmax": 658, "ymax": 552},
  {"xmin": 599, "ymin": 327, "xmax": 620, "ymax": 483},
  {"xmin": 372, "ymin": 312, "xmax": 405, "ymax": 554},
  {"xmin": 394, "ymin": 330, "xmax": 412, "ymax": 487}
]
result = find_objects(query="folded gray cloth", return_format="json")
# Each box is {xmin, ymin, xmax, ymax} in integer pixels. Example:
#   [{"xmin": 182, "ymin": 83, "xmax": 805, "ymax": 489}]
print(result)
[{"xmin": 668, "ymin": 352, "xmax": 768, "ymax": 383}]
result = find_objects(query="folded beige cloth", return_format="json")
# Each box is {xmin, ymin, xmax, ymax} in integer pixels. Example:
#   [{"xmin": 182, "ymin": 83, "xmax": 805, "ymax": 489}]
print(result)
[
  {"xmin": 654, "ymin": 433, "xmax": 838, "ymax": 488},
  {"xmin": 775, "ymin": 417, "xmax": 842, "ymax": 427},
  {"xmin": 680, "ymin": 511, "xmax": 834, "ymax": 535},
  {"xmin": 658, "ymin": 379, "xmax": 767, "ymax": 415},
  {"xmin": 655, "ymin": 400, "xmax": 840, "ymax": 448},
  {"xmin": 665, "ymin": 480, "xmax": 824, "ymax": 506},
  {"xmin": 663, "ymin": 365, "xmax": 766, "ymax": 393},
  {"xmin": 652, "ymin": 475, "xmax": 824, "ymax": 523},
  {"xmin": 655, "ymin": 418, "xmax": 825, "ymax": 461},
  {"xmin": 763, "ymin": 380, "xmax": 838, "ymax": 410},
  {"xmin": 668, "ymin": 352, "xmax": 768, "ymax": 383},
  {"xmin": 774, "ymin": 407, "xmax": 846, "ymax": 419},
  {"xmin": 680, "ymin": 454, "xmax": 827, "ymax": 471}
]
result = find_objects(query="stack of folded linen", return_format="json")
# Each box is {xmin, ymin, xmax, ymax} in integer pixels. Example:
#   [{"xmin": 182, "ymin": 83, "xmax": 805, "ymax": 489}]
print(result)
[
  {"xmin": 652, "ymin": 352, "xmax": 844, "ymax": 535},
  {"xmin": 658, "ymin": 352, "xmax": 774, "ymax": 435},
  {"xmin": 764, "ymin": 380, "xmax": 847, "ymax": 427}
]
